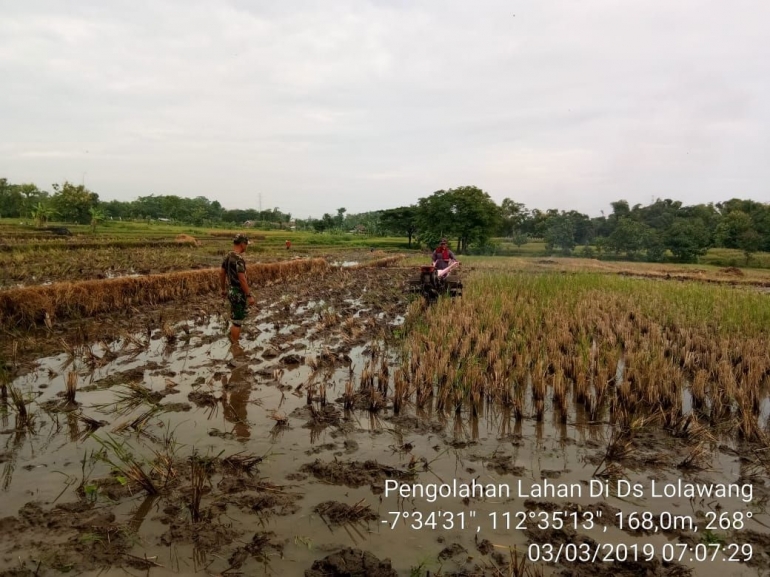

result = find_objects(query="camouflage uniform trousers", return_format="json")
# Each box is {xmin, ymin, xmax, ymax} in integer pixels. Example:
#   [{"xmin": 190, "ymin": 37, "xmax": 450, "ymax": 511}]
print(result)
[{"xmin": 227, "ymin": 287, "xmax": 248, "ymax": 326}]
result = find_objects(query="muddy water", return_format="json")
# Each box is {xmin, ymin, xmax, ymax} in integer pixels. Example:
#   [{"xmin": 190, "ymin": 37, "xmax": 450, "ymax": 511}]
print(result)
[{"xmin": 1, "ymin": 269, "xmax": 769, "ymax": 576}]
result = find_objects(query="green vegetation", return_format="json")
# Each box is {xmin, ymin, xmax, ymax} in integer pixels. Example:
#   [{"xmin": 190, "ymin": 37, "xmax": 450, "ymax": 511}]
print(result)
[
  {"xmin": 2, "ymin": 176, "xmax": 770, "ymax": 266},
  {"xmin": 413, "ymin": 186, "xmax": 500, "ymax": 251}
]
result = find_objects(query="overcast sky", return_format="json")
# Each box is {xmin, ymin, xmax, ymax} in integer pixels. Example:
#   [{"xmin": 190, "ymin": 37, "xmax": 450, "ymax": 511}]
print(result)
[{"xmin": 1, "ymin": 0, "xmax": 768, "ymax": 218}]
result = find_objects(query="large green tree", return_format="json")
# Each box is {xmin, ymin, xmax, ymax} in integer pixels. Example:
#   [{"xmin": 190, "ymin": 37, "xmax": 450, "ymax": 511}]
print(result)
[
  {"xmin": 50, "ymin": 182, "xmax": 99, "ymax": 224},
  {"xmin": 544, "ymin": 214, "xmax": 576, "ymax": 254},
  {"xmin": 606, "ymin": 218, "xmax": 651, "ymax": 259},
  {"xmin": 499, "ymin": 198, "xmax": 528, "ymax": 237},
  {"xmin": 738, "ymin": 229, "xmax": 762, "ymax": 264},
  {"xmin": 715, "ymin": 210, "xmax": 753, "ymax": 249},
  {"xmin": 542, "ymin": 211, "xmax": 594, "ymax": 254},
  {"xmin": 665, "ymin": 218, "xmax": 711, "ymax": 262},
  {"xmin": 380, "ymin": 206, "xmax": 418, "ymax": 247},
  {"xmin": 0, "ymin": 178, "xmax": 22, "ymax": 217},
  {"xmin": 415, "ymin": 186, "xmax": 500, "ymax": 252},
  {"xmin": 0, "ymin": 180, "xmax": 46, "ymax": 218}
]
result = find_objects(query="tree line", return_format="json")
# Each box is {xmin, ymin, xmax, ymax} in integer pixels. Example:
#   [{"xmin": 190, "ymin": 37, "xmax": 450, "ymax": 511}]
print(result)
[
  {"xmin": 380, "ymin": 188, "xmax": 770, "ymax": 264},
  {"xmin": 2, "ymin": 178, "xmax": 769, "ymax": 263},
  {"xmin": 0, "ymin": 179, "xmax": 292, "ymax": 228}
]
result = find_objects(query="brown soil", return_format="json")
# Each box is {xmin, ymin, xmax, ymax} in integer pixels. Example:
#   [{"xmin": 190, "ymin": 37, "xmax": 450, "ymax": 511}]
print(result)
[
  {"xmin": 227, "ymin": 531, "xmax": 285, "ymax": 569},
  {"xmin": 438, "ymin": 542, "xmax": 468, "ymax": 560},
  {"xmin": 93, "ymin": 366, "xmax": 146, "ymax": 388},
  {"xmin": 188, "ymin": 390, "xmax": 219, "ymax": 407},
  {"xmin": 0, "ymin": 501, "xmax": 133, "ymax": 573},
  {"xmin": 160, "ymin": 401, "xmax": 192, "ymax": 412},
  {"xmin": 159, "ymin": 519, "xmax": 239, "ymax": 549},
  {"xmin": 475, "ymin": 538, "xmax": 494, "ymax": 555},
  {"xmin": 305, "ymin": 548, "xmax": 398, "ymax": 577},
  {"xmin": 719, "ymin": 266, "xmax": 745, "ymax": 276},
  {"xmin": 557, "ymin": 560, "xmax": 692, "ymax": 576},
  {"xmin": 300, "ymin": 459, "xmax": 417, "ymax": 492},
  {"xmin": 469, "ymin": 452, "xmax": 525, "ymax": 476},
  {"xmin": 313, "ymin": 500, "xmax": 378, "ymax": 525},
  {"xmin": 292, "ymin": 404, "xmax": 343, "ymax": 428},
  {"xmin": 386, "ymin": 413, "xmax": 445, "ymax": 434},
  {"xmin": 733, "ymin": 529, "xmax": 770, "ymax": 570},
  {"xmin": 174, "ymin": 234, "xmax": 200, "ymax": 246}
]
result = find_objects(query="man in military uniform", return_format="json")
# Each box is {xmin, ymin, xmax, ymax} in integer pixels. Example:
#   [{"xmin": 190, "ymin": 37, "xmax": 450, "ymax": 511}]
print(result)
[{"xmin": 220, "ymin": 234, "xmax": 255, "ymax": 342}]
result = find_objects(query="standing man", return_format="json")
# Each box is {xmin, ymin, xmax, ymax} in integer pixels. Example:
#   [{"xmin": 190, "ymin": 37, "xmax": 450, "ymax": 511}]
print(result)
[{"xmin": 220, "ymin": 234, "xmax": 255, "ymax": 342}]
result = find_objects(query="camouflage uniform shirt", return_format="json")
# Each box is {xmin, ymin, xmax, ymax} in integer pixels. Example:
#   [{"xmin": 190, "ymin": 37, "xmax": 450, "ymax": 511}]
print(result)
[
  {"xmin": 222, "ymin": 251, "xmax": 247, "ymax": 290},
  {"xmin": 222, "ymin": 251, "xmax": 248, "ymax": 325}
]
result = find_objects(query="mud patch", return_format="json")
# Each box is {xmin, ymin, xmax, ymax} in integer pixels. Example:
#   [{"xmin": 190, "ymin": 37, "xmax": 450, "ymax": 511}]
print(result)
[
  {"xmin": 305, "ymin": 547, "xmax": 398, "ymax": 577},
  {"xmin": 734, "ymin": 529, "xmax": 770, "ymax": 570},
  {"xmin": 305, "ymin": 442, "xmax": 338, "ymax": 455},
  {"xmin": 469, "ymin": 452, "xmax": 525, "ymax": 476},
  {"xmin": 386, "ymin": 413, "xmax": 444, "ymax": 434},
  {"xmin": 1, "ymin": 501, "xmax": 134, "ymax": 573},
  {"xmin": 313, "ymin": 500, "xmax": 378, "ymax": 525},
  {"xmin": 94, "ymin": 366, "xmax": 147, "ymax": 388},
  {"xmin": 719, "ymin": 266, "xmax": 744, "ymax": 276},
  {"xmin": 227, "ymin": 531, "xmax": 286, "ymax": 569},
  {"xmin": 188, "ymin": 390, "xmax": 218, "ymax": 407},
  {"xmin": 300, "ymin": 459, "xmax": 417, "ymax": 492},
  {"xmin": 556, "ymin": 559, "xmax": 692, "ymax": 576},
  {"xmin": 475, "ymin": 538, "xmax": 494, "ymax": 555},
  {"xmin": 292, "ymin": 404, "xmax": 342, "ymax": 429},
  {"xmin": 233, "ymin": 492, "xmax": 302, "ymax": 516},
  {"xmin": 280, "ymin": 353, "xmax": 304, "ymax": 366},
  {"xmin": 161, "ymin": 401, "xmax": 192, "ymax": 412},
  {"xmin": 438, "ymin": 542, "xmax": 467, "ymax": 560},
  {"xmin": 159, "ymin": 519, "xmax": 239, "ymax": 551}
]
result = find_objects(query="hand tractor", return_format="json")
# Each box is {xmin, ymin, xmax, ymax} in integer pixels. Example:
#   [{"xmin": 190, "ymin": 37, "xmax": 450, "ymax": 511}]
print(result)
[{"xmin": 406, "ymin": 263, "xmax": 463, "ymax": 303}]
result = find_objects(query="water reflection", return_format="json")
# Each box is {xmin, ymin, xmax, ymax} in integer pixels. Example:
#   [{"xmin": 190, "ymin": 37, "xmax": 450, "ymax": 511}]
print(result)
[
  {"xmin": 67, "ymin": 412, "xmax": 80, "ymax": 443},
  {"xmin": 223, "ymin": 343, "xmax": 252, "ymax": 441},
  {"xmin": 1, "ymin": 385, "xmax": 8, "ymax": 430},
  {"xmin": 129, "ymin": 494, "xmax": 159, "ymax": 533}
]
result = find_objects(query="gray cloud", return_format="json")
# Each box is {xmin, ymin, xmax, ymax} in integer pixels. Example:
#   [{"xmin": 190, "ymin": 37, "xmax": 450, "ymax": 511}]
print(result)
[{"xmin": 1, "ymin": 0, "xmax": 768, "ymax": 217}]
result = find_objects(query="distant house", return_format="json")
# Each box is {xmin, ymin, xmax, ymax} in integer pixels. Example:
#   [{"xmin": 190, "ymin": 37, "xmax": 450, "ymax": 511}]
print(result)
[
  {"xmin": 243, "ymin": 220, "xmax": 255, "ymax": 228},
  {"xmin": 158, "ymin": 218, "xmax": 171, "ymax": 222},
  {"xmin": 354, "ymin": 224, "xmax": 366, "ymax": 234}
]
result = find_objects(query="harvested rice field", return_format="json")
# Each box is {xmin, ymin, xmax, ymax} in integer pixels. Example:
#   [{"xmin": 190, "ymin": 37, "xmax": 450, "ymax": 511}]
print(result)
[
  {"xmin": 1, "ymin": 249, "xmax": 770, "ymax": 577},
  {"xmin": 0, "ymin": 236, "xmax": 393, "ymax": 289}
]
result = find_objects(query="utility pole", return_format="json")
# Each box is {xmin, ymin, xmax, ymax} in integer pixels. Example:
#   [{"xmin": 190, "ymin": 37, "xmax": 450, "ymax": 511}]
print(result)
[{"xmin": 259, "ymin": 193, "xmax": 262, "ymax": 213}]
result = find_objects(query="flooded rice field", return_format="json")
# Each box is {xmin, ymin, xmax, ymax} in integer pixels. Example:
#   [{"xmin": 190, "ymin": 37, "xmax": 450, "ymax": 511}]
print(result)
[{"xmin": 1, "ymin": 267, "xmax": 769, "ymax": 577}]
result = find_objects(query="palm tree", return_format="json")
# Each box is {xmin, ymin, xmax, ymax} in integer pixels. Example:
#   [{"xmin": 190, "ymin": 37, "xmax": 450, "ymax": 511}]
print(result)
[
  {"xmin": 89, "ymin": 206, "xmax": 105, "ymax": 233},
  {"xmin": 31, "ymin": 203, "xmax": 55, "ymax": 228}
]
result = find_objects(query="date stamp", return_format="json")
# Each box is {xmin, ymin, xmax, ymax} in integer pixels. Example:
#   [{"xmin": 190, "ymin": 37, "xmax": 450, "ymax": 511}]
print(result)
[{"xmin": 526, "ymin": 542, "xmax": 753, "ymax": 563}]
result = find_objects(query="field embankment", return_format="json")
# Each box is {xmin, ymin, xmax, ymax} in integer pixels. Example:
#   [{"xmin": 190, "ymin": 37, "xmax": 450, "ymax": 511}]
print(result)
[
  {"xmin": 347, "ymin": 254, "xmax": 405, "ymax": 269},
  {"xmin": 402, "ymin": 254, "xmax": 770, "ymax": 290},
  {"xmin": 0, "ymin": 258, "xmax": 329, "ymax": 328}
]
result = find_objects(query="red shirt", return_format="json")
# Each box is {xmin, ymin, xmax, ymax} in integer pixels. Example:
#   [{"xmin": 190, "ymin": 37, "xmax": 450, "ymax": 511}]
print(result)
[{"xmin": 432, "ymin": 246, "xmax": 455, "ymax": 269}]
